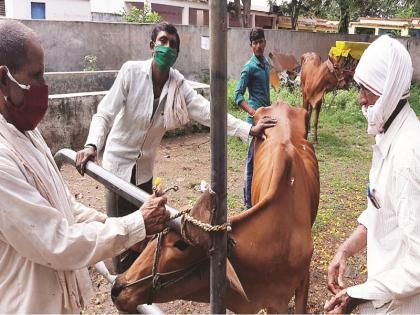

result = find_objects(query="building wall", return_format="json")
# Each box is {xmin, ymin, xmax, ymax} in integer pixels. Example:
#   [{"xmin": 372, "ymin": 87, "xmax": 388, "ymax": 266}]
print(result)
[
  {"xmin": 255, "ymin": 14, "xmax": 273, "ymax": 29},
  {"xmin": 18, "ymin": 20, "xmax": 420, "ymax": 82},
  {"xmin": 45, "ymin": 70, "xmax": 118, "ymax": 94},
  {"xmin": 5, "ymin": 0, "xmax": 91, "ymax": 20},
  {"xmin": 151, "ymin": 3, "xmax": 183, "ymax": 24},
  {"xmin": 21, "ymin": 20, "xmax": 207, "ymax": 80},
  {"xmin": 189, "ymin": 7, "xmax": 209, "ymax": 26},
  {"xmin": 90, "ymin": 0, "xmax": 125, "ymax": 14}
]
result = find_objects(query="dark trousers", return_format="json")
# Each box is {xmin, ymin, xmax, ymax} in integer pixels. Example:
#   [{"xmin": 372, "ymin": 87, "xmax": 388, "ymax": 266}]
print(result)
[
  {"xmin": 106, "ymin": 166, "xmax": 153, "ymax": 274},
  {"xmin": 243, "ymin": 139, "xmax": 254, "ymax": 209}
]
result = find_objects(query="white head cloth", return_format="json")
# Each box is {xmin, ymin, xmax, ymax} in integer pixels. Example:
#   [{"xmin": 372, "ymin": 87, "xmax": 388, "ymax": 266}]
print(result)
[{"xmin": 354, "ymin": 35, "xmax": 413, "ymax": 135}]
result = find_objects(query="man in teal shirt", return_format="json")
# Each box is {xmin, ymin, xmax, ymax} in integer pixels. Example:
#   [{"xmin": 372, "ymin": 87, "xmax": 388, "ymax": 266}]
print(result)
[{"xmin": 234, "ymin": 28, "xmax": 271, "ymax": 209}]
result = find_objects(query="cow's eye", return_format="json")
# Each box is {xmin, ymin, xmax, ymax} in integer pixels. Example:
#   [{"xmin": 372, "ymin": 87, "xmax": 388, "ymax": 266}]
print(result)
[{"xmin": 173, "ymin": 240, "xmax": 189, "ymax": 251}]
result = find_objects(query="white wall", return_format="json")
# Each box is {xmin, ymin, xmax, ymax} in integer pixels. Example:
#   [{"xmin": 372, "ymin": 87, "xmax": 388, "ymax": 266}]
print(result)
[
  {"xmin": 5, "ymin": 0, "xmax": 91, "ymax": 21},
  {"xmin": 90, "ymin": 0, "xmax": 125, "ymax": 14}
]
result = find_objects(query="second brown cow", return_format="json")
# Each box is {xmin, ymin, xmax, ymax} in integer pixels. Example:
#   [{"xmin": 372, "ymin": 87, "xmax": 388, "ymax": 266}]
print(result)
[{"xmin": 300, "ymin": 53, "xmax": 346, "ymax": 143}]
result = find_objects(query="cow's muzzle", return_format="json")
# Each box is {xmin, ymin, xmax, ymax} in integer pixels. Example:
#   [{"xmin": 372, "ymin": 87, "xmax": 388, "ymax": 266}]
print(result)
[{"xmin": 111, "ymin": 280, "xmax": 124, "ymax": 302}]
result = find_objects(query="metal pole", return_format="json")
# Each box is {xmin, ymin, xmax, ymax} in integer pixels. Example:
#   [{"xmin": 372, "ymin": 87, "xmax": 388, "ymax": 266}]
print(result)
[
  {"xmin": 53, "ymin": 149, "xmax": 170, "ymax": 315},
  {"xmin": 209, "ymin": 0, "xmax": 228, "ymax": 313},
  {"xmin": 53, "ymin": 149, "xmax": 182, "ymax": 233}
]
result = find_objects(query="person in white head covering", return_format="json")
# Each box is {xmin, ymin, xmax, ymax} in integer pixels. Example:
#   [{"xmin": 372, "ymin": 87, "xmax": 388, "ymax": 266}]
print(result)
[{"xmin": 324, "ymin": 35, "xmax": 420, "ymax": 314}]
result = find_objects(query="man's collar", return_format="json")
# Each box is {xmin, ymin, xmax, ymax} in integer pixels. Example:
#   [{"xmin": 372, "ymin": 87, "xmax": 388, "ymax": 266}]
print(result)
[
  {"xmin": 146, "ymin": 58, "xmax": 153, "ymax": 78},
  {"xmin": 375, "ymin": 102, "xmax": 410, "ymax": 159},
  {"xmin": 251, "ymin": 54, "xmax": 267, "ymax": 67}
]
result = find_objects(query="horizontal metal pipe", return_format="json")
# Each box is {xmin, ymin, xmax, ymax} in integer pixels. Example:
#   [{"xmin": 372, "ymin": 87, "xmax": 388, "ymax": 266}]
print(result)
[
  {"xmin": 136, "ymin": 304, "xmax": 165, "ymax": 315},
  {"xmin": 53, "ymin": 148, "xmax": 182, "ymax": 233},
  {"xmin": 54, "ymin": 149, "xmax": 172, "ymax": 315}
]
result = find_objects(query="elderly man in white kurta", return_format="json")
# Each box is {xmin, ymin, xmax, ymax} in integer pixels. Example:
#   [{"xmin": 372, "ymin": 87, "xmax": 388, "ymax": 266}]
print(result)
[
  {"xmin": 0, "ymin": 20, "xmax": 170, "ymax": 313},
  {"xmin": 325, "ymin": 35, "xmax": 420, "ymax": 314}
]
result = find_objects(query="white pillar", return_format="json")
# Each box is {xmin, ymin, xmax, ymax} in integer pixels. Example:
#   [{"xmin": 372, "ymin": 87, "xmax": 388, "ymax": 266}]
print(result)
[
  {"xmin": 251, "ymin": 13, "xmax": 256, "ymax": 28},
  {"xmin": 182, "ymin": 5, "xmax": 189, "ymax": 25},
  {"xmin": 272, "ymin": 15, "xmax": 278, "ymax": 29},
  {"xmin": 5, "ymin": 0, "xmax": 14, "ymax": 18},
  {"xmin": 401, "ymin": 28, "xmax": 409, "ymax": 37},
  {"xmin": 375, "ymin": 27, "xmax": 379, "ymax": 36}
]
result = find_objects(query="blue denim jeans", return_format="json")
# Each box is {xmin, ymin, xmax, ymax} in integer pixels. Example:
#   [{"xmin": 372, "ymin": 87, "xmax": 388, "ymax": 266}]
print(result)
[{"xmin": 243, "ymin": 139, "xmax": 254, "ymax": 209}]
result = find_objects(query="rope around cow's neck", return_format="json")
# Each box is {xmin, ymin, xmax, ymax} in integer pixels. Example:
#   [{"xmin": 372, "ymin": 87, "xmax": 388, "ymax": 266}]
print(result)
[
  {"xmin": 154, "ymin": 183, "xmax": 232, "ymax": 233},
  {"xmin": 169, "ymin": 208, "xmax": 232, "ymax": 232}
]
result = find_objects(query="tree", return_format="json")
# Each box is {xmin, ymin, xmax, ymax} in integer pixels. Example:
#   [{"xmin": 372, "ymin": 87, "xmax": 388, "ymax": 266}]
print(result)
[
  {"xmin": 231, "ymin": 0, "xmax": 252, "ymax": 28},
  {"xmin": 268, "ymin": 0, "xmax": 418, "ymax": 33},
  {"xmin": 290, "ymin": 0, "xmax": 304, "ymax": 30},
  {"xmin": 337, "ymin": 0, "xmax": 349, "ymax": 33},
  {"xmin": 268, "ymin": 0, "xmax": 309, "ymax": 30}
]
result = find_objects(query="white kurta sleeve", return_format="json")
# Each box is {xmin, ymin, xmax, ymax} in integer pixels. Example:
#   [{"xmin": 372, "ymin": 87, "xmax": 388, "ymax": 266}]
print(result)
[
  {"xmin": 357, "ymin": 206, "xmax": 370, "ymax": 229},
  {"xmin": 67, "ymin": 186, "xmax": 108, "ymax": 224},
  {"xmin": 182, "ymin": 81, "xmax": 252, "ymax": 142},
  {"xmin": 348, "ymin": 156, "xmax": 420, "ymax": 301},
  {"xmin": 85, "ymin": 62, "xmax": 131, "ymax": 151},
  {"xmin": 0, "ymin": 155, "xmax": 146, "ymax": 271}
]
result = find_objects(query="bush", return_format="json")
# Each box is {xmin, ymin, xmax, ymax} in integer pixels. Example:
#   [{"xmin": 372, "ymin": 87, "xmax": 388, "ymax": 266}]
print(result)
[
  {"xmin": 83, "ymin": 54, "xmax": 97, "ymax": 71},
  {"xmin": 122, "ymin": 5, "xmax": 161, "ymax": 24}
]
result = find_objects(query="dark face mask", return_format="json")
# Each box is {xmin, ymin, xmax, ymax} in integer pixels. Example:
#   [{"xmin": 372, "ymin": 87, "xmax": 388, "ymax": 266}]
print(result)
[{"xmin": 4, "ymin": 68, "xmax": 49, "ymax": 131}]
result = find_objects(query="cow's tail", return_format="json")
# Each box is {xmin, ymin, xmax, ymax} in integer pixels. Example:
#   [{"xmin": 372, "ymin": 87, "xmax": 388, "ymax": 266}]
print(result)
[{"xmin": 294, "ymin": 266, "xmax": 310, "ymax": 313}]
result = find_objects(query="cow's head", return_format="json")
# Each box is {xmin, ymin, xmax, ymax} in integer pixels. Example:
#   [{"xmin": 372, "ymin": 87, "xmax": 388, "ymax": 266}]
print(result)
[
  {"xmin": 328, "ymin": 55, "xmax": 347, "ymax": 88},
  {"xmin": 111, "ymin": 189, "xmax": 247, "ymax": 313}
]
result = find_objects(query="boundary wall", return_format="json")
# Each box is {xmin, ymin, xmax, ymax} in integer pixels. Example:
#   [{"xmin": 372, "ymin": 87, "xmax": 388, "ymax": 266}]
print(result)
[{"xmin": 18, "ymin": 19, "xmax": 420, "ymax": 81}]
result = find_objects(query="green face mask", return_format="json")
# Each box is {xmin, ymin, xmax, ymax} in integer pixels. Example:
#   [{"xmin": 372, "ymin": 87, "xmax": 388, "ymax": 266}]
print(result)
[{"xmin": 154, "ymin": 45, "xmax": 178, "ymax": 71}]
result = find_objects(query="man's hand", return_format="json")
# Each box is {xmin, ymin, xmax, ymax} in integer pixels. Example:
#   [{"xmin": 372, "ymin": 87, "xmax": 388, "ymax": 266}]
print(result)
[
  {"xmin": 75, "ymin": 146, "xmax": 97, "ymax": 176},
  {"xmin": 324, "ymin": 289, "xmax": 364, "ymax": 314},
  {"xmin": 140, "ymin": 196, "xmax": 170, "ymax": 235},
  {"xmin": 327, "ymin": 249, "xmax": 348, "ymax": 294},
  {"xmin": 324, "ymin": 289, "xmax": 351, "ymax": 314},
  {"xmin": 249, "ymin": 116, "xmax": 277, "ymax": 138}
]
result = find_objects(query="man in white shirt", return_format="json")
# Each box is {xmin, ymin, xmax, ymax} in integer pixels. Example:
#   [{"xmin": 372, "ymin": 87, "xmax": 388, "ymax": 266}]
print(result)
[
  {"xmin": 0, "ymin": 20, "xmax": 170, "ymax": 313},
  {"xmin": 325, "ymin": 35, "xmax": 420, "ymax": 314},
  {"xmin": 76, "ymin": 22, "xmax": 276, "ymax": 273}
]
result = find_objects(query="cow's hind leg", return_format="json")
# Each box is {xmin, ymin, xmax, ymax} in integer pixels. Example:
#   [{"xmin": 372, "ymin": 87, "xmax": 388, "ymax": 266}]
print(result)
[{"xmin": 295, "ymin": 270, "xmax": 310, "ymax": 314}]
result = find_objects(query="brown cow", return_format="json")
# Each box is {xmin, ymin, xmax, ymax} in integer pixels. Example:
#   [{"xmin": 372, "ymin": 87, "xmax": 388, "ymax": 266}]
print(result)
[
  {"xmin": 111, "ymin": 100, "xmax": 320, "ymax": 313},
  {"xmin": 300, "ymin": 53, "xmax": 346, "ymax": 143},
  {"xmin": 268, "ymin": 52, "xmax": 300, "ymax": 91}
]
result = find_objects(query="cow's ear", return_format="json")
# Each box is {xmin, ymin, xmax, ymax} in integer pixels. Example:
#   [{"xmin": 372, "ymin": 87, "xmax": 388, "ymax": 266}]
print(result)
[{"xmin": 226, "ymin": 259, "xmax": 249, "ymax": 301}]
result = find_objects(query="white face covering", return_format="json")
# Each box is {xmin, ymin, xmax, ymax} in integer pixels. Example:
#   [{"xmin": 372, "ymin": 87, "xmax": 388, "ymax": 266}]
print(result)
[
  {"xmin": 354, "ymin": 35, "xmax": 413, "ymax": 136},
  {"xmin": 361, "ymin": 105, "xmax": 383, "ymax": 135}
]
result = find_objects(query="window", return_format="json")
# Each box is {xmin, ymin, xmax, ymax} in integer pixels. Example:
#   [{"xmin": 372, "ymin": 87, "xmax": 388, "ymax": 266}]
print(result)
[
  {"xmin": 409, "ymin": 29, "xmax": 420, "ymax": 38},
  {"xmin": 31, "ymin": 2, "xmax": 45, "ymax": 20},
  {"xmin": 355, "ymin": 27, "xmax": 375, "ymax": 35},
  {"xmin": 378, "ymin": 28, "xmax": 401, "ymax": 37},
  {"xmin": 0, "ymin": 0, "xmax": 5, "ymax": 16}
]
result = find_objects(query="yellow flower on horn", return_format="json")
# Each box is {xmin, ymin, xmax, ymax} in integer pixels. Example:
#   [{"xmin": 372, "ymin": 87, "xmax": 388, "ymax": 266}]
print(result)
[{"xmin": 154, "ymin": 177, "xmax": 162, "ymax": 188}]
